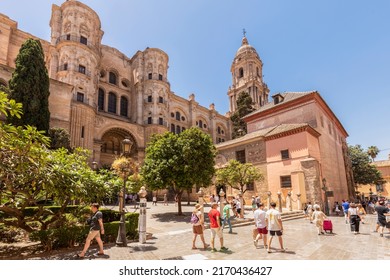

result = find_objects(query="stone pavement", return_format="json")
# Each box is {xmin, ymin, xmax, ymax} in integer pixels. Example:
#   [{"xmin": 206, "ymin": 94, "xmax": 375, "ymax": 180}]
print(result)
[{"xmin": 31, "ymin": 202, "xmax": 390, "ymax": 260}]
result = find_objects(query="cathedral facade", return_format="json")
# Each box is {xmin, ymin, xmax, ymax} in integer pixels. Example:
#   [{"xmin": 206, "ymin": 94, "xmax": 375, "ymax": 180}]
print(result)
[{"xmin": 0, "ymin": 0, "xmax": 231, "ymax": 167}]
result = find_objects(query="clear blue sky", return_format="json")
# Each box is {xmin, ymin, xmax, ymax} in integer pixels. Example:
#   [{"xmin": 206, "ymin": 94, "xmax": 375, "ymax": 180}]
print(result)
[{"xmin": 1, "ymin": 0, "xmax": 389, "ymax": 160}]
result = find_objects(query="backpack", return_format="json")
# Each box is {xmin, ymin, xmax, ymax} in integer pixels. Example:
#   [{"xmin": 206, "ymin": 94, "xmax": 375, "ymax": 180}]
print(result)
[{"xmin": 190, "ymin": 213, "xmax": 199, "ymax": 224}]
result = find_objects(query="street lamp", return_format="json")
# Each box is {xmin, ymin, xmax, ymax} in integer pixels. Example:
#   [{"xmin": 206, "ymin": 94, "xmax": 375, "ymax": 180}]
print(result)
[
  {"xmin": 92, "ymin": 161, "xmax": 98, "ymax": 171},
  {"xmin": 322, "ymin": 178, "xmax": 329, "ymax": 216},
  {"xmin": 115, "ymin": 138, "xmax": 134, "ymax": 247},
  {"xmin": 138, "ymin": 186, "xmax": 148, "ymax": 244}
]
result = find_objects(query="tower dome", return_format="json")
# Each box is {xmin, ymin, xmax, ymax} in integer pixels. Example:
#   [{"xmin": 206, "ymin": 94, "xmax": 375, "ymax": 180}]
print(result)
[
  {"xmin": 235, "ymin": 36, "xmax": 259, "ymax": 58},
  {"xmin": 228, "ymin": 34, "xmax": 269, "ymax": 113}
]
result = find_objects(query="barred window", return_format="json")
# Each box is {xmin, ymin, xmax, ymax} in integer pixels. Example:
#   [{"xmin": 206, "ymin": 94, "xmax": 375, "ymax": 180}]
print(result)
[
  {"xmin": 281, "ymin": 149, "xmax": 289, "ymax": 160},
  {"xmin": 236, "ymin": 150, "xmax": 246, "ymax": 163},
  {"xmin": 280, "ymin": 176, "xmax": 292, "ymax": 188}
]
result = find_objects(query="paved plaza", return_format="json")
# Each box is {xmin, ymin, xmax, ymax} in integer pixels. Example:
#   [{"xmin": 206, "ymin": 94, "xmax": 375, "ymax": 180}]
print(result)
[{"xmin": 25, "ymin": 202, "xmax": 390, "ymax": 260}]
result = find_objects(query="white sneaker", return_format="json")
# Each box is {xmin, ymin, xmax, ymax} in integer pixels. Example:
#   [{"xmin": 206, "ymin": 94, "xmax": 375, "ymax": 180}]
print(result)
[{"xmin": 253, "ymin": 240, "xmax": 258, "ymax": 247}]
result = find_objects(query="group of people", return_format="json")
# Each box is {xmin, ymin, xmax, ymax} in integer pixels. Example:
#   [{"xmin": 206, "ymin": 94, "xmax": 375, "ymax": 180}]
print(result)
[
  {"xmin": 191, "ymin": 202, "xmax": 228, "ymax": 252},
  {"xmin": 253, "ymin": 202, "xmax": 285, "ymax": 253},
  {"xmin": 191, "ymin": 201, "xmax": 286, "ymax": 253}
]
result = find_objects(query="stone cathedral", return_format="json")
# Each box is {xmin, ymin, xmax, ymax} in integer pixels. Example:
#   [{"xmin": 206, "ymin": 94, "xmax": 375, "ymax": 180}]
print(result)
[{"xmin": 0, "ymin": 0, "xmax": 249, "ymax": 166}]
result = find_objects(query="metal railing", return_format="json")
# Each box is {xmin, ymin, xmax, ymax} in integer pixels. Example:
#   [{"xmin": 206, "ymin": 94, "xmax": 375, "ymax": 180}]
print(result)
[
  {"xmin": 57, "ymin": 64, "xmax": 91, "ymax": 77},
  {"xmin": 56, "ymin": 35, "xmax": 99, "ymax": 53}
]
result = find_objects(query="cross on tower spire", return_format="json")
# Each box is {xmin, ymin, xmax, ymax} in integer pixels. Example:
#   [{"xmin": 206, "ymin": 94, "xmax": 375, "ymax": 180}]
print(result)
[{"xmin": 243, "ymin": 28, "xmax": 247, "ymax": 37}]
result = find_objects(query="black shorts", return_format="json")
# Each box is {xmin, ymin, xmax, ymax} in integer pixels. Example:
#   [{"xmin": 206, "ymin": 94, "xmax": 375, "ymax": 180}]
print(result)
[
  {"xmin": 237, "ymin": 209, "xmax": 241, "ymax": 214},
  {"xmin": 377, "ymin": 220, "xmax": 386, "ymax": 227},
  {"xmin": 270, "ymin": 230, "xmax": 283, "ymax": 236}
]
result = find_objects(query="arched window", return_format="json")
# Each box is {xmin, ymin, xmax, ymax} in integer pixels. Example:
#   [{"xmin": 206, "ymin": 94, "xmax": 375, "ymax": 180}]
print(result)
[
  {"xmin": 175, "ymin": 111, "xmax": 181, "ymax": 121},
  {"xmin": 109, "ymin": 72, "xmax": 117, "ymax": 85},
  {"xmin": 108, "ymin": 92, "xmax": 117, "ymax": 113},
  {"xmin": 217, "ymin": 126, "xmax": 221, "ymax": 134},
  {"xmin": 98, "ymin": 88, "xmax": 105, "ymax": 111},
  {"xmin": 176, "ymin": 125, "xmax": 181, "ymax": 134},
  {"xmin": 198, "ymin": 120, "xmax": 203, "ymax": 128},
  {"xmin": 171, "ymin": 124, "xmax": 175, "ymax": 133},
  {"xmin": 120, "ymin": 96, "xmax": 128, "ymax": 117},
  {"xmin": 239, "ymin": 67, "xmax": 244, "ymax": 78}
]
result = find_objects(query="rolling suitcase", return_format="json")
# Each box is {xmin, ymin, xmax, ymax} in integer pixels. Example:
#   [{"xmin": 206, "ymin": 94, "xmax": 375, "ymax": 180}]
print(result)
[{"xmin": 323, "ymin": 219, "xmax": 333, "ymax": 233}]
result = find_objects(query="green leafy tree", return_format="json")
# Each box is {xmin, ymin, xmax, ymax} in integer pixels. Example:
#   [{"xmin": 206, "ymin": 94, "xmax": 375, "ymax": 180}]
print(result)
[
  {"xmin": 7, "ymin": 38, "xmax": 50, "ymax": 133},
  {"xmin": 48, "ymin": 127, "xmax": 71, "ymax": 151},
  {"xmin": 0, "ymin": 92, "xmax": 109, "ymax": 232},
  {"xmin": 367, "ymin": 145, "xmax": 380, "ymax": 162},
  {"xmin": 348, "ymin": 145, "xmax": 383, "ymax": 187},
  {"xmin": 231, "ymin": 91, "xmax": 255, "ymax": 139},
  {"xmin": 215, "ymin": 159, "xmax": 263, "ymax": 194},
  {"xmin": 141, "ymin": 127, "xmax": 216, "ymax": 215}
]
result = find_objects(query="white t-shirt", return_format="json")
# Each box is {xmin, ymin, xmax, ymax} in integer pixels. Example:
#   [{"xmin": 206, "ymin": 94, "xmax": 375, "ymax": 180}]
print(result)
[
  {"xmin": 265, "ymin": 208, "xmax": 282, "ymax": 231},
  {"xmin": 236, "ymin": 200, "xmax": 241, "ymax": 209},
  {"xmin": 254, "ymin": 209, "xmax": 266, "ymax": 229}
]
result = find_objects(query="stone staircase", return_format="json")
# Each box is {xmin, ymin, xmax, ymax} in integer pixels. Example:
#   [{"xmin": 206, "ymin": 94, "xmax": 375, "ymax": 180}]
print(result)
[
  {"xmin": 229, "ymin": 209, "xmax": 305, "ymax": 228},
  {"xmin": 280, "ymin": 210, "xmax": 306, "ymax": 221}
]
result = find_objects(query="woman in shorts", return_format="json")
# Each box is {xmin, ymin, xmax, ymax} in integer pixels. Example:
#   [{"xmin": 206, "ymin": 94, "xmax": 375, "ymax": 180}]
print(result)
[{"xmin": 191, "ymin": 204, "xmax": 208, "ymax": 249}]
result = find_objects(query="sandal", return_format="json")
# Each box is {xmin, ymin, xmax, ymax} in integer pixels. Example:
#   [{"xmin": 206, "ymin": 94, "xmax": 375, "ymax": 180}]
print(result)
[
  {"xmin": 76, "ymin": 254, "xmax": 84, "ymax": 259},
  {"xmin": 192, "ymin": 247, "xmax": 197, "ymax": 250}
]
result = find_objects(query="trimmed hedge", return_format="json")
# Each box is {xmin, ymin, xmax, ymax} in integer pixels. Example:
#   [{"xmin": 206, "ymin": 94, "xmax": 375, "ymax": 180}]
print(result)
[{"xmin": 30, "ymin": 212, "xmax": 139, "ymax": 251}]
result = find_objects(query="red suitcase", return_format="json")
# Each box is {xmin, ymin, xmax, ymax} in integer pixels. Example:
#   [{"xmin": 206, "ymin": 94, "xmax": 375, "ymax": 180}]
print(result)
[{"xmin": 323, "ymin": 219, "xmax": 333, "ymax": 233}]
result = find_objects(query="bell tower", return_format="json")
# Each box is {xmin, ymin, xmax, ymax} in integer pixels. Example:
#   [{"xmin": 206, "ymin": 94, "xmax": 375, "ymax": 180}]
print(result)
[{"xmin": 228, "ymin": 32, "xmax": 269, "ymax": 112}]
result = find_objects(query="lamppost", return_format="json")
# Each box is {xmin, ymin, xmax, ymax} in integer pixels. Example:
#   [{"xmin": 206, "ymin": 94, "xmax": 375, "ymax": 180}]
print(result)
[
  {"xmin": 115, "ymin": 138, "xmax": 133, "ymax": 247},
  {"xmin": 138, "ymin": 186, "xmax": 147, "ymax": 244},
  {"xmin": 92, "ymin": 160, "xmax": 98, "ymax": 171},
  {"xmin": 322, "ymin": 178, "xmax": 329, "ymax": 216}
]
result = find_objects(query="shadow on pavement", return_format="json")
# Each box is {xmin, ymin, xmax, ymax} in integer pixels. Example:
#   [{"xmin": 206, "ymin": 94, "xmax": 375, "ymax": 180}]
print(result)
[{"xmin": 151, "ymin": 212, "xmax": 192, "ymax": 223}]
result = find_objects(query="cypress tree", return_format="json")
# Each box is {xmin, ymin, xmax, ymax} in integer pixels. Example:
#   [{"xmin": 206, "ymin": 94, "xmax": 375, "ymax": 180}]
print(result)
[
  {"xmin": 230, "ymin": 91, "xmax": 255, "ymax": 139},
  {"xmin": 7, "ymin": 38, "xmax": 50, "ymax": 133}
]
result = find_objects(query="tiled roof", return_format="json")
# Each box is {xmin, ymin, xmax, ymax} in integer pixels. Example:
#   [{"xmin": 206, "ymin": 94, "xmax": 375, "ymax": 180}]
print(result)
[
  {"xmin": 245, "ymin": 91, "xmax": 316, "ymax": 118},
  {"xmin": 216, "ymin": 123, "xmax": 317, "ymax": 148}
]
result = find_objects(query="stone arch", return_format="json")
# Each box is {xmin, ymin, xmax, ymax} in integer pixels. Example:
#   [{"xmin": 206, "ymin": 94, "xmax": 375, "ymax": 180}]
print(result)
[
  {"xmin": 170, "ymin": 107, "xmax": 188, "ymax": 122},
  {"xmin": 108, "ymin": 68, "xmax": 119, "ymax": 85},
  {"xmin": 216, "ymin": 122, "xmax": 227, "ymax": 135},
  {"xmin": 100, "ymin": 128, "xmax": 138, "ymax": 159},
  {"xmin": 196, "ymin": 115, "xmax": 208, "ymax": 129}
]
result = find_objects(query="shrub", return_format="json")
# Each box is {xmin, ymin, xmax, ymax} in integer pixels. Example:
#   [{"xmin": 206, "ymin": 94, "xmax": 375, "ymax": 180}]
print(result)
[{"xmin": 30, "ymin": 212, "xmax": 139, "ymax": 251}]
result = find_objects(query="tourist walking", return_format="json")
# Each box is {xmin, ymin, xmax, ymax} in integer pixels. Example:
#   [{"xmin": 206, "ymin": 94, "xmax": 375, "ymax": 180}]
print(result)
[
  {"xmin": 251, "ymin": 196, "xmax": 257, "ymax": 212},
  {"xmin": 265, "ymin": 202, "xmax": 285, "ymax": 253},
  {"xmin": 347, "ymin": 203, "xmax": 361, "ymax": 234},
  {"xmin": 208, "ymin": 202, "xmax": 228, "ymax": 252},
  {"xmin": 342, "ymin": 200, "xmax": 350, "ymax": 224},
  {"xmin": 163, "ymin": 193, "xmax": 168, "ymax": 205},
  {"xmin": 222, "ymin": 201, "xmax": 233, "ymax": 233},
  {"xmin": 374, "ymin": 200, "xmax": 389, "ymax": 237},
  {"xmin": 253, "ymin": 203, "xmax": 268, "ymax": 249},
  {"xmin": 305, "ymin": 202, "xmax": 313, "ymax": 222},
  {"xmin": 191, "ymin": 204, "xmax": 208, "ymax": 249},
  {"xmin": 152, "ymin": 195, "xmax": 157, "ymax": 206},
  {"xmin": 334, "ymin": 202, "xmax": 341, "ymax": 216},
  {"xmin": 311, "ymin": 205, "xmax": 327, "ymax": 235},
  {"xmin": 357, "ymin": 203, "xmax": 366, "ymax": 224},
  {"xmin": 235, "ymin": 197, "xmax": 242, "ymax": 218},
  {"xmin": 77, "ymin": 203, "xmax": 104, "ymax": 258}
]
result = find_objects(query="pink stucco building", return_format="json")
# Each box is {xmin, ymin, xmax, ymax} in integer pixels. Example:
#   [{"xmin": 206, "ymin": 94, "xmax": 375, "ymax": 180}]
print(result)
[{"xmin": 215, "ymin": 37, "xmax": 355, "ymax": 209}]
